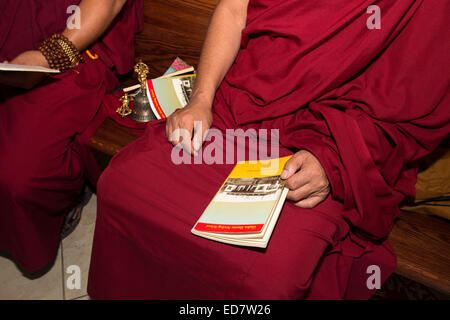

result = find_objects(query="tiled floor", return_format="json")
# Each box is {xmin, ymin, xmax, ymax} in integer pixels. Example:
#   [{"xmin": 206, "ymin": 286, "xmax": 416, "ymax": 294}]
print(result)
[{"xmin": 0, "ymin": 195, "xmax": 97, "ymax": 300}]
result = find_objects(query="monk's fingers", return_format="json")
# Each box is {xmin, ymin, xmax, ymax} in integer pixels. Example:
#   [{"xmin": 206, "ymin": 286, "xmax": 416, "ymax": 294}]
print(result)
[
  {"xmin": 168, "ymin": 119, "xmax": 186, "ymax": 146},
  {"xmin": 281, "ymin": 150, "xmax": 308, "ymax": 180},
  {"xmin": 165, "ymin": 119, "xmax": 172, "ymax": 141},
  {"xmin": 286, "ymin": 157, "xmax": 329, "ymax": 190},
  {"xmin": 286, "ymin": 168, "xmax": 330, "ymax": 198},
  {"xmin": 167, "ymin": 120, "xmax": 179, "ymax": 145},
  {"xmin": 166, "ymin": 111, "xmax": 181, "ymax": 136},
  {"xmin": 167, "ymin": 116, "xmax": 187, "ymax": 146},
  {"xmin": 192, "ymin": 130, "xmax": 202, "ymax": 155},
  {"xmin": 284, "ymin": 169, "xmax": 310, "ymax": 191},
  {"xmin": 289, "ymin": 180, "xmax": 330, "ymax": 208},
  {"xmin": 169, "ymin": 127, "xmax": 181, "ymax": 147},
  {"xmin": 192, "ymin": 120, "xmax": 210, "ymax": 154},
  {"xmin": 294, "ymin": 194, "xmax": 328, "ymax": 209},
  {"xmin": 286, "ymin": 184, "xmax": 314, "ymax": 203},
  {"xmin": 166, "ymin": 113, "xmax": 178, "ymax": 137},
  {"xmin": 178, "ymin": 121, "xmax": 194, "ymax": 154}
]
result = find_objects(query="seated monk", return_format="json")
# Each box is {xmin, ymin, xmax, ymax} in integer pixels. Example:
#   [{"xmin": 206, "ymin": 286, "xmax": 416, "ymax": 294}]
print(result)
[
  {"xmin": 0, "ymin": 0, "xmax": 143, "ymax": 272},
  {"xmin": 87, "ymin": 0, "xmax": 449, "ymax": 299}
]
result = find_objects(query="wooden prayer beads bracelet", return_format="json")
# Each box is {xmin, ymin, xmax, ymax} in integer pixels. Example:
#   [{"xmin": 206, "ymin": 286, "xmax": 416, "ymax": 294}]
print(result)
[{"xmin": 38, "ymin": 34, "xmax": 84, "ymax": 72}]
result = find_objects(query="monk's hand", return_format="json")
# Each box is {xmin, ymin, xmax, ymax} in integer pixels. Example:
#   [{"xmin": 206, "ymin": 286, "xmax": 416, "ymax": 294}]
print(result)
[
  {"xmin": 1, "ymin": 50, "xmax": 49, "ymax": 89},
  {"xmin": 166, "ymin": 96, "xmax": 213, "ymax": 155},
  {"xmin": 10, "ymin": 50, "xmax": 49, "ymax": 68},
  {"xmin": 281, "ymin": 150, "xmax": 330, "ymax": 209}
]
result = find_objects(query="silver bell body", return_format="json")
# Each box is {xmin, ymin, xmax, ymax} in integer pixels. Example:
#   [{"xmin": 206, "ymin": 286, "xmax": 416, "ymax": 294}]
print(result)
[{"xmin": 130, "ymin": 90, "xmax": 157, "ymax": 123}]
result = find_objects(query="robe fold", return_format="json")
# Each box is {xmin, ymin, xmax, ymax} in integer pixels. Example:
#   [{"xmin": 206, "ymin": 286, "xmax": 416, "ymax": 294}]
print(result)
[
  {"xmin": 88, "ymin": 0, "xmax": 449, "ymax": 299},
  {"xmin": 0, "ymin": 0, "xmax": 143, "ymax": 272}
]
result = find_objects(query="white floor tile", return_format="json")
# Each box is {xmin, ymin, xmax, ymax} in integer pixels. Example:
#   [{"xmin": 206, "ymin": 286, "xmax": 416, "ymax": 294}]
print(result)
[{"xmin": 62, "ymin": 194, "xmax": 97, "ymax": 300}]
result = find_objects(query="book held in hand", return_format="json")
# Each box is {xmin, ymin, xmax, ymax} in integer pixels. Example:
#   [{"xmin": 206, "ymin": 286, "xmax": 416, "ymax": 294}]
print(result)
[{"xmin": 192, "ymin": 156, "xmax": 292, "ymax": 248}]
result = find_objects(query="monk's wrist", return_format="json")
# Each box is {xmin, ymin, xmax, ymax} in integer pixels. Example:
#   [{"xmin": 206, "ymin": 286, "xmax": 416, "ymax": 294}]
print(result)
[
  {"xmin": 35, "ymin": 51, "xmax": 49, "ymax": 69},
  {"xmin": 189, "ymin": 89, "xmax": 215, "ymax": 109}
]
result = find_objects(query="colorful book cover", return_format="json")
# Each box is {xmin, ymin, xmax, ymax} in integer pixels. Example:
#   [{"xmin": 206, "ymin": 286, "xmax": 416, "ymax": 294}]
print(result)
[
  {"xmin": 192, "ymin": 156, "xmax": 292, "ymax": 248},
  {"xmin": 163, "ymin": 57, "xmax": 191, "ymax": 75},
  {"xmin": 146, "ymin": 74, "xmax": 196, "ymax": 119}
]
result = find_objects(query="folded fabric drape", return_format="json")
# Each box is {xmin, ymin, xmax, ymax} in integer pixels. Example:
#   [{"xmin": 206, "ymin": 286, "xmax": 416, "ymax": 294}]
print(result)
[{"xmin": 87, "ymin": 0, "xmax": 449, "ymax": 299}]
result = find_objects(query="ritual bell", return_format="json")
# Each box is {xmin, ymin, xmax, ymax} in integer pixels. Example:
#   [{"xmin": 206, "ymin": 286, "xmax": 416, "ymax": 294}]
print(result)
[
  {"xmin": 130, "ymin": 89, "xmax": 157, "ymax": 122},
  {"xmin": 128, "ymin": 60, "xmax": 156, "ymax": 123}
]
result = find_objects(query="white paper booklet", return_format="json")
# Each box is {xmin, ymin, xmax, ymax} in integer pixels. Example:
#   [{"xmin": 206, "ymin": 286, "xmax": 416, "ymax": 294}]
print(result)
[{"xmin": 0, "ymin": 62, "xmax": 60, "ymax": 73}]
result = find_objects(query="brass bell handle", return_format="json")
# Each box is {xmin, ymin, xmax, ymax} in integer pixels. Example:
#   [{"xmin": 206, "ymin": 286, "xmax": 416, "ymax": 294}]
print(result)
[{"xmin": 134, "ymin": 60, "xmax": 149, "ymax": 90}]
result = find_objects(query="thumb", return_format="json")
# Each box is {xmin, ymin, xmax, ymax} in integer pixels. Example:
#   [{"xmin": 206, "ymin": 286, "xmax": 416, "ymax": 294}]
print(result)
[{"xmin": 281, "ymin": 152, "xmax": 306, "ymax": 179}]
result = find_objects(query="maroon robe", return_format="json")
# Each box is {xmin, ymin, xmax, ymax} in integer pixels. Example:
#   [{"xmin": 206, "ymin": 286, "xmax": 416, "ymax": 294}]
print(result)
[
  {"xmin": 0, "ymin": 0, "xmax": 143, "ymax": 272},
  {"xmin": 88, "ymin": 0, "xmax": 449, "ymax": 299}
]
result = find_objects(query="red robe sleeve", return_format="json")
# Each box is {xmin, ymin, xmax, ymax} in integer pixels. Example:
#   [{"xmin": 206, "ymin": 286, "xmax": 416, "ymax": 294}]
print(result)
[{"xmin": 90, "ymin": 0, "xmax": 144, "ymax": 74}]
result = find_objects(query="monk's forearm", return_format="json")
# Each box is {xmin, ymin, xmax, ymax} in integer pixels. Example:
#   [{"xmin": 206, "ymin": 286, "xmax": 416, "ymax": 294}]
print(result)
[
  {"xmin": 191, "ymin": 0, "xmax": 249, "ymax": 106},
  {"xmin": 62, "ymin": 0, "xmax": 127, "ymax": 51}
]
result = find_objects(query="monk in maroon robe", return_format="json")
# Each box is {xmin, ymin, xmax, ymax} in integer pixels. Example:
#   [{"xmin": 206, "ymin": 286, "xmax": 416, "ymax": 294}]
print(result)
[
  {"xmin": 88, "ymin": 0, "xmax": 449, "ymax": 299},
  {"xmin": 0, "ymin": 0, "xmax": 143, "ymax": 272}
]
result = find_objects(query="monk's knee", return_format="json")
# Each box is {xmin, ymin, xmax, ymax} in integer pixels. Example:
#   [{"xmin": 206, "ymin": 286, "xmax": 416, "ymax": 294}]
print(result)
[
  {"xmin": 0, "ymin": 160, "xmax": 35, "ymax": 205},
  {"xmin": 241, "ymin": 267, "xmax": 313, "ymax": 299},
  {"xmin": 96, "ymin": 162, "xmax": 126, "ymax": 202},
  {"xmin": 97, "ymin": 167, "xmax": 114, "ymax": 200}
]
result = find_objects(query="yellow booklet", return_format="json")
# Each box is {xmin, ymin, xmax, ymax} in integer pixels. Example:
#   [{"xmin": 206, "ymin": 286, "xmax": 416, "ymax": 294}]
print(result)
[{"xmin": 192, "ymin": 156, "xmax": 291, "ymax": 248}]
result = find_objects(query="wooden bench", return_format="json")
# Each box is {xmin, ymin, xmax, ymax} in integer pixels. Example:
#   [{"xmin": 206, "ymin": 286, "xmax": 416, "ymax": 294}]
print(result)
[{"xmin": 89, "ymin": 0, "xmax": 450, "ymax": 296}]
